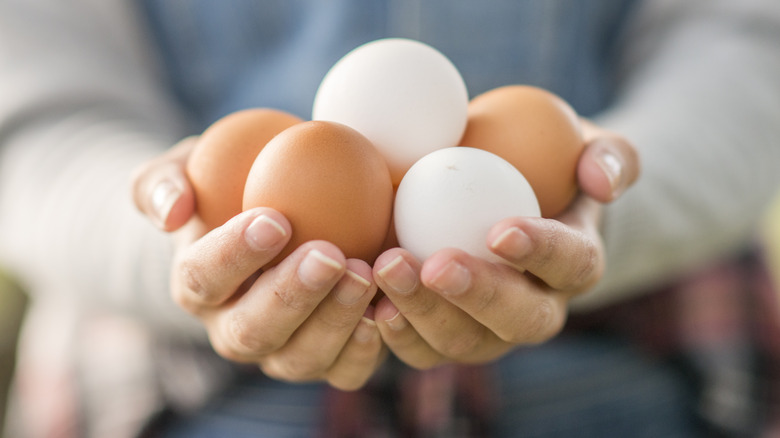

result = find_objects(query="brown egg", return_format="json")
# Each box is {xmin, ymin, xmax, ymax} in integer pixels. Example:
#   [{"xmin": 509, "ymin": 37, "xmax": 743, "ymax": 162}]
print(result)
[
  {"xmin": 186, "ymin": 108, "xmax": 303, "ymax": 229},
  {"xmin": 459, "ymin": 85, "xmax": 584, "ymax": 217},
  {"xmin": 243, "ymin": 120, "xmax": 393, "ymax": 268}
]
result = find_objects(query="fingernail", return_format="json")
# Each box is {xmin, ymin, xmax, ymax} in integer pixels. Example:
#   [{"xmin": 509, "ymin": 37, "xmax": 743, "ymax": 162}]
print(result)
[
  {"xmin": 490, "ymin": 227, "xmax": 532, "ymax": 258},
  {"xmin": 335, "ymin": 270, "xmax": 371, "ymax": 305},
  {"xmin": 353, "ymin": 317, "xmax": 378, "ymax": 343},
  {"xmin": 430, "ymin": 260, "xmax": 470, "ymax": 296},
  {"xmin": 597, "ymin": 151, "xmax": 622, "ymax": 194},
  {"xmin": 151, "ymin": 180, "xmax": 180, "ymax": 227},
  {"xmin": 298, "ymin": 250, "xmax": 344, "ymax": 288},
  {"xmin": 245, "ymin": 214, "xmax": 286, "ymax": 251},
  {"xmin": 377, "ymin": 255, "xmax": 418, "ymax": 294},
  {"xmin": 385, "ymin": 311, "xmax": 408, "ymax": 331}
]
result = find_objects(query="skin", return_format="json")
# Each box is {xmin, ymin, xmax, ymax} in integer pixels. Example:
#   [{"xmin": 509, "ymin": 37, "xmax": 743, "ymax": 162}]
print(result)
[
  {"xmin": 371, "ymin": 120, "xmax": 639, "ymax": 368},
  {"xmin": 131, "ymin": 120, "xmax": 639, "ymax": 388}
]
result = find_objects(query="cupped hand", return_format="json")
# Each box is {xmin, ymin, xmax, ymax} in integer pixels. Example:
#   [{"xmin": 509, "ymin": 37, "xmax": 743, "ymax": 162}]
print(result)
[
  {"xmin": 372, "ymin": 123, "xmax": 639, "ymax": 369},
  {"xmin": 131, "ymin": 138, "xmax": 386, "ymax": 390}
]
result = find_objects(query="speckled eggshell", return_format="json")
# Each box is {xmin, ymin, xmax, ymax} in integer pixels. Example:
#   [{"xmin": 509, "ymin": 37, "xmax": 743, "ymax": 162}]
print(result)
[
  {"xmin": 459, "ymin": 85, "xmax": 584, "ymax": 217},
  {"xmin": 243, "ymin": 121, "xmax": 394, "ymax": 268},
  {"xmin": 186, "ymin": 108, "xmax": 303, "ymax": 230}
]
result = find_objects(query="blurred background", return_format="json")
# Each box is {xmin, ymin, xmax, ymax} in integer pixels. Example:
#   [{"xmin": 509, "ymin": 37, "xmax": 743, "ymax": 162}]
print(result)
[{"xmin": 1, "ymin": 269, "xmax": 27, "ymax": 438}]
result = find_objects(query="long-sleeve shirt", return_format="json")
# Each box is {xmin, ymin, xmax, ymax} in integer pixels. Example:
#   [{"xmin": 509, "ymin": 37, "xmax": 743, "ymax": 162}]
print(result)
[{"xmin": 1, "ymin": 1, "xmax": 780, "ymax": 436}]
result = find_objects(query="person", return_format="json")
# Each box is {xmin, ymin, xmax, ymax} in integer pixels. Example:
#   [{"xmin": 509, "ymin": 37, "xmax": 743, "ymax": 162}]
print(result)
[{"xmin": 1, "ymin": 0, "xmax": 779, "ymax": 437}]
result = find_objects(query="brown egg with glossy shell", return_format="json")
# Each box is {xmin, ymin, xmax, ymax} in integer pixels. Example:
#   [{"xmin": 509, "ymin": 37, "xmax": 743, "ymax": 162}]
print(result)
[
  {"xmin": 186, "ymin": 108, "xmax": 303, "ymax": 230},
  {"xmin": 459, "ymin": 85, "xmax": 584, "ymax": 218},
  {"xmin": 243, "ymin": 120, "xmax": 394, "ymax": 268}
]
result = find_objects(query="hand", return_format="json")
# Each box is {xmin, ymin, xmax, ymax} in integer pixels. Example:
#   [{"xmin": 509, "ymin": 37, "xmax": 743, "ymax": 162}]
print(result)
[
  {"xmin": 132, "ymin": 138, "xmax": 386, "ymax": 390},
  {"xmin": 371, "ymin": 123, "xmax": 639, "ymax": 369}
]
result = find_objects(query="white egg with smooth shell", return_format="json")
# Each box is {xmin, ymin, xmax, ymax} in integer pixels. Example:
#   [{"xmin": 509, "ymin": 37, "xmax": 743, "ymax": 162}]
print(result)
[
  {"xmin": 312, "ymin": 38, "xmax": 469, "ymax": 185},
  {"xmin": 394, "ymin": 147, "xmax": 541, "ymax": 263}
]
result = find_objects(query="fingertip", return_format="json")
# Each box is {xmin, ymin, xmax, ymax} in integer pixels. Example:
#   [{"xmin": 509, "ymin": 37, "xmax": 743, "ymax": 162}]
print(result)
[
  {"xmin": 302, "ymin": 240, "xmax": 348, "ymax": 269},
  {"xmin": 373, "ymin": 295, "xmax": 396, "ymax": 320},
  {"xmin": 373, "ymin": 296, "xmax": 408, "ymax": 332},
  {"xmin": 240, "ymin": 208, "xmax": 292, "ymax": 252},
  {"xmin": 577, "ymin": 134, "xmax": 640, "ymax": 204},
  {"xmin": 132, "ymin": 137, "xmax": 200, "ymax": 232},
  {"xmin": 419, "ymin": 248, "xmax": 471, "ymax": 288},
  {"xmin": 163, "ymin": 183, "xmax": 196, "ymax": 231},
  {"xmin": 144, "ymin": 176, "xmax": 194, "ymax": 231},
  {"xmin": 374, "ymin": 251, "xmax": 420, "ymax": 296},
  {"xmin": 344, "ymin": 258, "xmax": 374, "ymax": 287},
  {"xmin": 352, "ymin": 317, "xmax": 380, "ymax": 344},
  {"xmin": 488, "ymin": 223, "xmax": 533, "ymax": 264},
  {"xmin": 373, "ymin": 247, "xmax": 411, "ymax": 271},
  {"xmin": 577, "ymin": 145, "xmax": 620, "ymax": 203}
]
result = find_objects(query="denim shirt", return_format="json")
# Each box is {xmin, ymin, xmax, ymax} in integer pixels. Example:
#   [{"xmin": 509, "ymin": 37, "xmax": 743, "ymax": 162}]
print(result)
[{"xmin": 139, "ymin": 0, "xmax": 639, "ymax": 132}]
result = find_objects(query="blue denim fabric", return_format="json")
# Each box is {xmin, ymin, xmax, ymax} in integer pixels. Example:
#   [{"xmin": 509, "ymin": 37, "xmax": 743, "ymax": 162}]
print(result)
[
  {"xmin": 159, "ymin": 334, "xmax": 699, "ymax": 437},
  {"xmin": 492, "ymin": 335, "xmax": 700, "ymax": 438},
  {"xmin": 138, "ymin": 0, "xmax": 639, "ymax": 131}
]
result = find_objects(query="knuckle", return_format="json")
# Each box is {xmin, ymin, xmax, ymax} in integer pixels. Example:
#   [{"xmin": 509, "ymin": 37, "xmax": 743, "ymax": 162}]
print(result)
[
  {"xmin": 536, "ymin": 228, "xmax": 560, "ymax": 270},
  {"xmin": 328, "ymin": 376, "xmax": 368, "ymax": 392},
  {"xmin": 404, "ymin": 297, "xmax": 439, "ymax": 320},
  {"xmin": 473, "ymin": 278, "xmax": 500, "ymax": 316},
  {"xmin": 569, "ymin": 236, "xmax": 604, "ymax": 292},
  {"xmin": 315, "ymin": 309, "xmax": 359, "ymax": 333},
  {"xmin": 170, "ymin": 260, "xmax": 205, "ymax": 314},
  {"xmin": 406, "ymin": 354, "xmax": 443, "ymax": 371},
  {"xmin": 282, "ymin": 357, "xmax": 327, "ymax": 380},
  {"xmin": 389, "ymin": 338, "xmax": 443, "ymax": 370},
  {"xmin": 170, "ymin": 284, "xmax": 197, "ymax": 314},
  {"xmin": 227, "ymin": 310, "xmax": 279, "ymax": 355},
  {"xmin": 177, "ymin": 258, "xmax": 212, "ymax": 303},
  {"xmin": 210, "ymin": 337, "xmax": 247, "ymax": 363},
  {"xmin": 438, "ymin": 329, "xmax": 483, "ymax": 360},
  {"xmin": 262, "ymin": 356, "xmax": 326, "ymax": 382},
  {"xmin": 520, "ymin": 298, "xmax": 565, "ymax": 344},
  {"xmin": 271, "ymin": 278, "xmax": 319, "ymax": 312}
]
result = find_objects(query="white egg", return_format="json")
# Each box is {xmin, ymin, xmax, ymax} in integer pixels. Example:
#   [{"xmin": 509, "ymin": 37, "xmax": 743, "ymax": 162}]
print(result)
[
  {"xmin": 394, "ymin": 147, "xmax": 541, "ymax": 263},
  {"xmin": 312, "ymin": 38, "xmax": 469, "ymax": 185}
]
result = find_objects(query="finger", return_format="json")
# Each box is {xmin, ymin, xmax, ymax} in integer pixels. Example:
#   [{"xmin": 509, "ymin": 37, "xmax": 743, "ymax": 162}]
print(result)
[
  {"xmin": 420, "ymin": 248, "xmax": 569, "ymax": 346},
  {"xmin": 325, "ymin": 318, "xmax": 387, "ymax": 391},
  {"xmin": 374, "ymin": 296, "xmax": 446, "ymax": 370},
  {"xmin": 171, "ymin": 207, "xmax": 291, "ymax": 313},
  {"xmin": 260, "ymin": 260, "xmax": 377, "ymax": 381},
  {"xmin": 208, "ymin": 241, "xmax": 346, "ymax": 362},
  {"xmin": 487, "ymin": 210, "xmax": 604, "ymax": 292},
  {"xmin": 578, "ymin": 120, "xmax": 640, "ymax": 203},
  {"xmin": 374, "ymin": 249, "xmax": 501, "ymax": 364},
  {"xmin": 131, "ymin": 136, "xmax": 197, "ymax": 231}
]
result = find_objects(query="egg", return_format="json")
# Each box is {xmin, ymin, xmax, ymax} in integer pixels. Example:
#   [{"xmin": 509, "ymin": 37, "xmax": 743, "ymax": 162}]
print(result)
[
  {"xmin": 459, "ymin": 85, "xmax": 584, "ymax": 217},
  {"xmin": 394, "ymin": 147, "xmax": 540, "ymax": 263},
  {"xmin": 312, "ymin": 38, "xmax": 469, "ymax": 186},
  {"xmin": 243, "ymin": 120, "xmax": 393, "ymax": 268},
  {"xmin": 186, "ymin": 108, "xmax": 303, "ymax": 229}
]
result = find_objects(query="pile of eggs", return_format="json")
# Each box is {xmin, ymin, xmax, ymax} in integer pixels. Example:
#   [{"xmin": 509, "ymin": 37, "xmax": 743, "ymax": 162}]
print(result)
[{"xmin": 186, "ymin": 38, "xmax": 583, "ymax": 268}]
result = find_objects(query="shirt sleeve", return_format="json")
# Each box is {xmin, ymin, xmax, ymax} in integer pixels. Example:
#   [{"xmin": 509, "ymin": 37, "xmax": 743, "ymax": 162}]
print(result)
[
  {"xmin": 572, "ymin": 0, "xmax": 780, "ymax": 310},
  {"xmin": 0, "ymin": 0, "xmax": 202, "ymax": 336}
]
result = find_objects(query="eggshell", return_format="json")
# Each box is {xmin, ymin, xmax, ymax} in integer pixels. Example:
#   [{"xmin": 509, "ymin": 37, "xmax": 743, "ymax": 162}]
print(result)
[
  {"xmin": 394, "ymin": 147, "xmax": 540, "ymax": 263},
  {"xmin": 243, "ymin": 121, "xmax": 393, "ymax": 268},
  {"xmin": 312, "ymin": 38, "xmax": 469, "ymax": 186},
  {"xmin": 459, "ymin": 85, "xmax": 584, "ymax": 217},
  {"xmin": 186, "ymin": 108, "xmax": 303, "ymax": 229}
]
